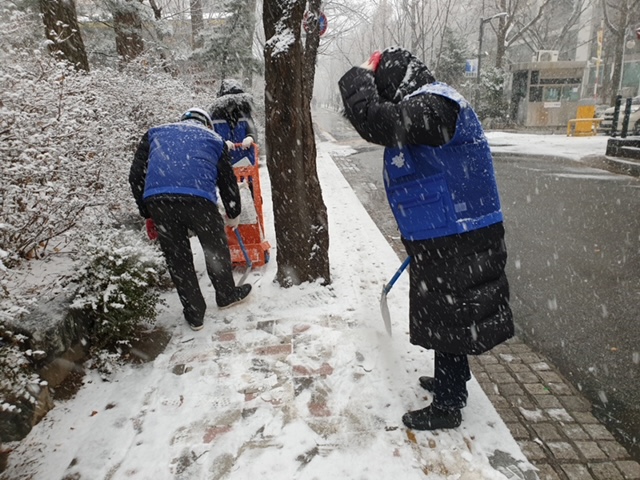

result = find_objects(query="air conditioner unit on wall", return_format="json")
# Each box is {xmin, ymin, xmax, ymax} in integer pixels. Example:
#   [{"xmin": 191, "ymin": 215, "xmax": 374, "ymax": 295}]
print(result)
[{"xmin": 535, "ymin": 50, "xmax": 559, "ymax": 62}]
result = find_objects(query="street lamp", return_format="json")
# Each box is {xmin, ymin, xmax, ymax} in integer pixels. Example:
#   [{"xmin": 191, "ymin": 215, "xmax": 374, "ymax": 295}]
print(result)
[{"xmin": 475, "ymin": 12, "xmax": 509, "ymax": 107}]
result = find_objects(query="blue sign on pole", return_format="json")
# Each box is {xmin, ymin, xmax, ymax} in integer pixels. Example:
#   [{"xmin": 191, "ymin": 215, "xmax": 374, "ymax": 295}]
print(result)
[
  {"xmin": 465, "ymin": 59, "xmax": 478, "ymax": 77},
  {"xmin": 303, "ymin": 11, "xmax": 328, "ymax": 37}
]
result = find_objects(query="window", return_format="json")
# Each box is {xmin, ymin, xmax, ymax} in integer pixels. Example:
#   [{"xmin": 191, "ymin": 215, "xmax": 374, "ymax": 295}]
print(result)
[{"xmin": 529, "ymin": 86, "xmax": 543, "ymax": 102}]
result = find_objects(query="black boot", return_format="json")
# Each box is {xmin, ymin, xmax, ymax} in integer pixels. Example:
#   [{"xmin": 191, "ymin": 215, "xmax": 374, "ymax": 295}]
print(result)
[
  {"xmin": 418, "ymin": 376, "xmax": 435, "ymax": 392},
  {"xmin": 217, "ymin": 284, "xmax": 252, "ymax": 309},
  {"xmin": 402, "ymin": 404, "xmax": 462, "ymax": 430}
]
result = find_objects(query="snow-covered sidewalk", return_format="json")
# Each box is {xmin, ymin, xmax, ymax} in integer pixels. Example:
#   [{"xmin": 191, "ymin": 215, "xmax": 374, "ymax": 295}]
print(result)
[{"xmin": 3, "ymin": 139, "xmax": 536, "ymax": 480}]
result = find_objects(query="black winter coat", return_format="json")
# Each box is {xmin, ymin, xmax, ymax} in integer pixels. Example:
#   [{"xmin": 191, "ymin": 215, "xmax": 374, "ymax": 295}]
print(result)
[{"xmin": 339, "ymin": 66, "xmax": 514, "ymax": 355}]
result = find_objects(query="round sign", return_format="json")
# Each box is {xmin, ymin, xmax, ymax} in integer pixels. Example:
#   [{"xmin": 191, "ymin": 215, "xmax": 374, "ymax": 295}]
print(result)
[{"xmin": 303, "ymin": 11, "xmax": 328, "ymax": 37}]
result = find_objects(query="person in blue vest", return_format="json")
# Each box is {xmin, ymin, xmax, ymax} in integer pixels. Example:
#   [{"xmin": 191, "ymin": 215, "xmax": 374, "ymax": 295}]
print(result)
[
  {"xmin": 339, "ymin": 47, "xmax": 514, "ymax": 430},
  {"xmin": 208, "ymin": 79, "xmax": 258, "ymax": 166},
  {"xmin": 129, "ymin": 108, "xmax": 252, "ymax": 331}
]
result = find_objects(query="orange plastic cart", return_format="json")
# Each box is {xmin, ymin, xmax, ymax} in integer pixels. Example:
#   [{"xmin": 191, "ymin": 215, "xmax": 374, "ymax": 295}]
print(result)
[{"xmin": 225, "ymin": 143, "xmax": 270, "ymax": 267}]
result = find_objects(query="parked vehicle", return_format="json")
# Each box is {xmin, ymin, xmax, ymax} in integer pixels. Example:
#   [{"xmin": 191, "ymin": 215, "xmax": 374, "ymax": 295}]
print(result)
[{"xmin": 600, "ymin": 96, "xmax": 640, "ymax": 135}]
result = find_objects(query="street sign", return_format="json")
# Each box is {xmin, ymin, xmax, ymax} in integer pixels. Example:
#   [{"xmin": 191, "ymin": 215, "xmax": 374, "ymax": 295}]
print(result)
[
  {"xmin": 303, "ymin": 11, "xmax": 328, "ymax": 37},
  {"xmin": 636, "ymin": 27, "xmax": 640, "ymax": 40}
]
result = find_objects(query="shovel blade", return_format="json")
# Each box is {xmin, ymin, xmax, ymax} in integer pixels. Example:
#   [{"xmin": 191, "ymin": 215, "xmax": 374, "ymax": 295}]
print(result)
[{"xmin": 379, "ymin": 287, "xmax": 393, "ymax": 337}]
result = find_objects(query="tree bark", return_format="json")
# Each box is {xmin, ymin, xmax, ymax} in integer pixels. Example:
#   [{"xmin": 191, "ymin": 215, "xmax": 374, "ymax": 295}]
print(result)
[
  {"xmin": 190, "ymin": 0, "xmax": 204, "ymax": 49},
  {"xmin": 39, "ymin": 0, "xmax": 90, "ymax": 71},
  {"xmin": 113, "ymin": 0, "xmax": 144, "ymax": 61},
  {"xmin": 263, "ymin": 0, "xmax": 331, "ymax": 287}
]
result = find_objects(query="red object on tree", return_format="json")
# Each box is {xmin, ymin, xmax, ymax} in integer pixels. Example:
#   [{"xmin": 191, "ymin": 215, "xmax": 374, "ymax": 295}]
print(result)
[
  {"xmin": 146, "ymin": 218, "xmax": 158, "ymax": 241},
  {"xmin": 636, "ymin": 27, "xmax": 640, "ymax": 40}
]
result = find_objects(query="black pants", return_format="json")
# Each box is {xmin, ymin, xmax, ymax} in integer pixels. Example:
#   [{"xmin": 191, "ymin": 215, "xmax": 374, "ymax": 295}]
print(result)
[
  {"xmin": 146, "ymin": 196, "xmax": 235, "ymax": 325},
  {"xmin": 432, "ymin": 352, "xmax": 471, "ymax": 410}
]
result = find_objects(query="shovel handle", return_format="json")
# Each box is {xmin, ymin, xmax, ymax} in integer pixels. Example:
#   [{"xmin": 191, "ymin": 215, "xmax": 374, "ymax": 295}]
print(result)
[
  {"xmin": 234, "ymin": 228, "xmax": 253, "ymax": 269},
  {"xmin": 383, "ymin": 256, "xmax": 411, "ymax": 294}
]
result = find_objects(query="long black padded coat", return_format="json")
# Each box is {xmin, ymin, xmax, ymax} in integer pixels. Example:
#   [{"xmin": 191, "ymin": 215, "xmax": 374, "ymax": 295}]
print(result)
[{"xmin": 339, "ymin": 59, "xmax": 514, "ymax": 356}]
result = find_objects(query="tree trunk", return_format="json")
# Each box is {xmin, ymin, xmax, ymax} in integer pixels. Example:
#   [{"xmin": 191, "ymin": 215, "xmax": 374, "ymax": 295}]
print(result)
[
  {"xmin": 113, "ymin": 0, "xmax": 144, "ymax": 61},
  {"xmin": 263, "ymin": 0, "xmax": 331, "ymax": 287},
  {"xmin": 190, "ymin": 0, "xmax": 204, "ymax": 49},
  {"xmin": 303, "ymin": 0, "xmax": 322, "ymax": 102},
  {"xmin": 39, "ymin": 0, "xmax": 89, "ymax": 71}
]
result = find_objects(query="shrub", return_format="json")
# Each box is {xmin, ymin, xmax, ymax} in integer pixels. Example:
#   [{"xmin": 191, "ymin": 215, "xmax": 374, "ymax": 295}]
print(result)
[
  {"xmin": 0, "ymin": 325, "xmax": 45, "ymax": 418},
  {"xmin": 68, "ymin": 229, "xmax": 169, "ymax": 354}
]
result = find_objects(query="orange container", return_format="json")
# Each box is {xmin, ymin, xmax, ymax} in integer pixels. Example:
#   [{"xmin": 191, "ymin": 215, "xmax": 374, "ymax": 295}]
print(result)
[{"xmin": 225, "ymin": 144, "xmax": 270, "ymax": 267}]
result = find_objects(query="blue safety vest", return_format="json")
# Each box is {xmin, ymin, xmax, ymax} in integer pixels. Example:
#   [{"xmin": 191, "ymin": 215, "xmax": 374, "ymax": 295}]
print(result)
[
  {"xmin": 212, "ymin": 118, "xmax": 256, "ymax": 165},
  {"xmin": 383, "ymin": 82, "xmax": 503, "ymax": 241},
  {"xmin": 143, "ymin": 121, "xmax": 224, "ymax": 204}
]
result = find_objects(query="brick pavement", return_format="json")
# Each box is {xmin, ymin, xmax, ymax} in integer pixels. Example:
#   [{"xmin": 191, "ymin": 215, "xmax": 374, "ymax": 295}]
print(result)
[{"xmin": 470, "ymin": 338, "xmax": 640, "ymax": 480}]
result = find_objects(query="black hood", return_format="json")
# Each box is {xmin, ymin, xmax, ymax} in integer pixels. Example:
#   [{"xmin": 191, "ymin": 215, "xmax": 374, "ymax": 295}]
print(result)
[
  {"xmin": 208, "ymin": 80, "xmax": 254, "ymax": 127},
  {"xmin": 375, "ymin": 47, "xmax": 435, "ymax": 102}
]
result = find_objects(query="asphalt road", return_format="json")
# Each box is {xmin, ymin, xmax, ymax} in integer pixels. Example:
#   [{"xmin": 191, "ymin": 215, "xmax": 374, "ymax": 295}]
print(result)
[{"xmin": 313, "ymin": 107, "xmax": 640, "ymax": 456}]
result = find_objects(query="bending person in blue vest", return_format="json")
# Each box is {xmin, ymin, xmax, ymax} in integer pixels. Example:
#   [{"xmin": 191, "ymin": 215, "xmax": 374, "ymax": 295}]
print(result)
[
  {"xmin": 208, "ymin": 79, "xmax": 258, "ymax": 166},
  {"xmin": 129, "ymin": 108, "xmax": 252, "ymax": 331},
  {"xmin": 339, "ymin": 47, "xmax": 514, "ymax": 430}
]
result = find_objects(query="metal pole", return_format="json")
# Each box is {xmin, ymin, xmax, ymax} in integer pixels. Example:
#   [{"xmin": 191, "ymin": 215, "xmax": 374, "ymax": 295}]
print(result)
[{"xmin": 476, "ymin": 18, "xmax": 484, "ymax": 107}]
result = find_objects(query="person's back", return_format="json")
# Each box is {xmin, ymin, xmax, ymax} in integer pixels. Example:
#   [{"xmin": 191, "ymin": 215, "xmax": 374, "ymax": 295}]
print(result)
[
  {"xmin": 208, "ymin": 79, "xmax": 258, "ymax": 166},
  {"xmin": 129, "ymin": 108, "xmax": 251, "ymax": 331}
]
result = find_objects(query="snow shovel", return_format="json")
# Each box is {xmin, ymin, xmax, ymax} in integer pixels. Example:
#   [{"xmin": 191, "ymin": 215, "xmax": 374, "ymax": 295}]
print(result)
[
  {"xmin": 379, "ymin": 256, "xmax": 411, "ymax": 337},
  {"xmin": 234, "ymin": 228, "xmax": 253, "ymax": 285}
]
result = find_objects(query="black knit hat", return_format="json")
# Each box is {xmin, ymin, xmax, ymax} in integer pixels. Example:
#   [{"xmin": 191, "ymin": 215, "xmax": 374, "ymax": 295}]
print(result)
[{"xmin": 375, "ymin": 47, "xmax": 435, "ymax": 102}]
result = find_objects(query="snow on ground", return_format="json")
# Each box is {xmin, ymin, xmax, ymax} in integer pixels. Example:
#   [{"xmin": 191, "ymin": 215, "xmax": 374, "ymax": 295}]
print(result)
[
  {"xmin": 486, "ymin": 131, "xmax": 609, "ymax": 161},
  {"xmin": 2, "ymin": 132, "xmax": 607, "ymax": 480}
]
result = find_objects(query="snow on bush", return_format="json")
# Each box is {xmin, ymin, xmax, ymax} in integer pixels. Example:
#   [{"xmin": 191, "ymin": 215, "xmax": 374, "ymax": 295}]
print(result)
[
  {"xmin": 0, "ymin": 326, "xmax": 44, "ymax": 413},
  {"xmin": 68, "ymin": 228, "xmax": 169, "ymax": 354}
]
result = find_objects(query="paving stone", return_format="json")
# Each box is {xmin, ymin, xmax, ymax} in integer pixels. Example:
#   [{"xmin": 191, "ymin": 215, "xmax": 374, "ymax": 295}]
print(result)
[
  {"xmin": 499, "ymin": 383, "xmax": 525, "ymax": 396},
  {"xmin": 496, "ymin": 408, "xmax": 520, "ymax": 423},
  {"xmin": 474, "ymin": 372, "xmax": 491, "ymax": 383},
  {"xmin": 254, "ymin": 344, "xmax": 293, "ymax": 356},
  {"xmin": 559, "ymin": 395, "xmax": 591, "ymax": 412},
  {"xmin": 484, "ymin": 363, "xmax": 508, "ymax": 373},
  {"xmin": 519, "ymin": 407, "xmax": 548, "ymax": 423},
  {"xmin": 547, "ymin": 382, "xmax": 572, "ymax": 395},
  {"xmin": 478, "ymin": 381, "xmax": 499, "ymax": 395},
  {"xmin": 477, "ymin": 354, "xmax": 499, "ymax": 365},
  {"xmin": 617, "ymin": 460, "xmax": 640, "ymax": 479},
  {"xmin": 486, "ymin": 395, "xmax": 510, "ymax": 409},
  {"xmin": 537, "ymin": 371, "xmax": 564, "ymax": 384},
  {"xmin": 572, "ymin": 411, "xmax": 600, "ymax": 424},
  {"xmin": 584, "ymin": 423, "xmax": 616, "ymax": 441},
  {"xmin": 561, "ymin": 463, "xmax": 594, "ymax": 479},
  {"xmin": 530, "ymin": 362, "xmax": 551, "ymax": 371},
  {"xmin": 590, "ymin": 462, "xmax": 624, "ymax": 480},
  {"xmin": 532, "ymin": 423, "xmax": 562, "ymax": 441},
  {"xmin": 517, "ymin": 440, "xmax": 547, "ymax": 461},
  {"xmin": 506, "ymin": 422, "xmax": 530, "ymax": 440},
  {"xmin": 493, "ymin": 344, "xmax": 513, "ymax": 354},
  {"xmin": 524, "ymin": 383, "xmax": 551, "ymax": 395},
  {"xmin": 520, "ymin": 353, "xmax": 542, "ymax": 364},
  {"xmin": 534, "ymin": 463, "xmax": 562, "ymax": 480},
  {"xmin": 546, "ymin": 408, "xmax": 574, "ymax": 422},
  {"xmin": 489, "ymin": 372, "xmax": 516, "ymax": 384},
  {"xmin": 515, "ymin": 371, "xmax": 540, "ymax": 383},
  {"xmin": 561, "ymin": 424, "xmax": 590, "ymax": 441},
  {"xmin": 575, "ymin": 441, "xmax": 608, "ymax": 460},
  {"xmin": 534, "ymin": 395, "xmax": 562, "ymax": 409},
  {"xmin": 498, "ymin": 352, "xmax": 522, "ymax": 363},
  {"xmin": 598, "ymin": 440, "xmax": 631, "ymax": 460},
  {"xmin": 508, "ymin": 363, "xmax": 534, "ymax": 373},
  {"xmin": 508, "ymin": 395, "xmax": 536, "ymax": 410},
  {"xmin": 510, "ymin": 343, "xmax": 533, "ymax": 354},
  {"xmin": 547, "ymin": 441, "xmax": 580, "ymax": 460}
]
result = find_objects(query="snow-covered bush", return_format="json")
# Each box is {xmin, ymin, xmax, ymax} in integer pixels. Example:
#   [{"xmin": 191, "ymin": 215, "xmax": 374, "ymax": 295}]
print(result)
[
  {"xmin": 0, "ymin": 325, "xmax": 44, "ymax": 416},
  {"xmin": 68, "ymin": 229, "xmax": 169, "ymax": 353}
]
